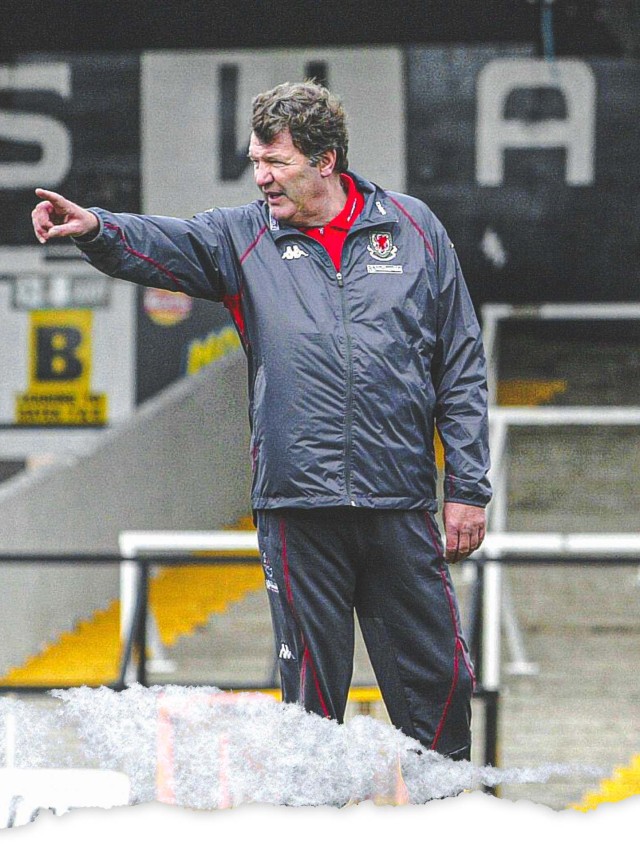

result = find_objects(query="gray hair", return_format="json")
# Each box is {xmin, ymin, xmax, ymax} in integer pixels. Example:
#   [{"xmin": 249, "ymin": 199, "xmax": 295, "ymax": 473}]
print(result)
[{"xmin": 251, "ymin": 81, "xmax": 349, "ymax": 172}]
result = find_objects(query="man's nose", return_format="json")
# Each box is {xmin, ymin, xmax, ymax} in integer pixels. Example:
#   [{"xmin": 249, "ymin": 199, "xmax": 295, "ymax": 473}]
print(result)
[{"xmin": 254, "ymin": 162, "xmax": 273, "ymax": 187}]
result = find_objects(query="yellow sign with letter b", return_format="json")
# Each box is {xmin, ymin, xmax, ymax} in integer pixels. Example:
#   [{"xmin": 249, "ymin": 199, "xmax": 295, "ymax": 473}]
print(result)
[{"xmin": 16, "ymin": 309, "xmax": 107, "ymax": 426}]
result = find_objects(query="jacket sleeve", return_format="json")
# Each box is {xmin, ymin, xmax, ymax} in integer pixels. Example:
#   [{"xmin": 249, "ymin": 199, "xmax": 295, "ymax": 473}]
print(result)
[
  {"xmin": 73, "ymin": 207, "xmax": 237, "ymax": 301},
  {"xmin": 430, "ymin": 226, "xmax": 492, "ymax": 507}
]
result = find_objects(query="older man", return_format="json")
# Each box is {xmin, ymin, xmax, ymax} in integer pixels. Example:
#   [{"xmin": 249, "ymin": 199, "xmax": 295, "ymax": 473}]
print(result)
[{"xmin": 32, "ymin": 81, "xmax": 491, "ymax": 763}]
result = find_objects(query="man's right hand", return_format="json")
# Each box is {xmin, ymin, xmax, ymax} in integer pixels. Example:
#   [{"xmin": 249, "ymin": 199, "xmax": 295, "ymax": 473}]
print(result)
[{"xmin": 31, "ymin": 188, "xmax": 100, "ymax": 244}]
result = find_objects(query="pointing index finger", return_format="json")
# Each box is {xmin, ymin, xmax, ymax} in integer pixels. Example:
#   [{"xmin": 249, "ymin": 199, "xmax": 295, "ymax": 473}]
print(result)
[{"xmin": 35, "ymin": 188, "xmax": 66, "ymax": 205}]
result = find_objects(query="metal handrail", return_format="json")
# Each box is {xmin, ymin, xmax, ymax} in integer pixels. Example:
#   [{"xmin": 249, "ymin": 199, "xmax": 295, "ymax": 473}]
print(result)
[{"xmin": 2, "ymin": 538, "xmax": 639, "ymax": 770}]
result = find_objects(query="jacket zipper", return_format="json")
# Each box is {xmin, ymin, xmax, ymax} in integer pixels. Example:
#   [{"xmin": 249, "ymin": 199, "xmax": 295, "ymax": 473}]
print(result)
[
  {"xmin": 279, "ymin": 232, "xmax": 359, "ymax": 507},
  {"xmin": 336, "ymin": 218, "xmax": 397, "ymax": 507},
  {"xmin": 336, "ymin": 270, "xmax": 356, "ymax": 506},
  {"xmin": 273, "ymin": 211, "xmax": 398, "ymax": 508}
]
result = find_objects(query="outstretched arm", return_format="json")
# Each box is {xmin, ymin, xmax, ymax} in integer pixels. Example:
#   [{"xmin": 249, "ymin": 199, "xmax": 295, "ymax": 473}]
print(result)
[
  {"xmin": 32, "ymin": 188, "xmax": 99, "ymax": 243},
  {"xmin": 30, "ymin": 189, "xmax": 230, "ymax": 302}
]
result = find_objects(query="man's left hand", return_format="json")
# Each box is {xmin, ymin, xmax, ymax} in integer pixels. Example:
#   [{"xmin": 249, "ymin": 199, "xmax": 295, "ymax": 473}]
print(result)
[{"xmin": 442, "ymin": 502, "xmax": 486, "ymax": 563}]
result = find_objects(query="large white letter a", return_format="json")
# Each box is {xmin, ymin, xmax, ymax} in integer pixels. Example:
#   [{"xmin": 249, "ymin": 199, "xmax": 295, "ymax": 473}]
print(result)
[{"xmin": 476, "ymin": 59, "xmax": 596, "ymax": 186}]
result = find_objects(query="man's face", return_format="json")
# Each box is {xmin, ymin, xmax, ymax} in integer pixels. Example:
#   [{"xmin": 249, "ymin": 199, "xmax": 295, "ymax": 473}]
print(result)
[{"xmin": 248, "ymin": 129, "xmax": 330, "ymax": 227}]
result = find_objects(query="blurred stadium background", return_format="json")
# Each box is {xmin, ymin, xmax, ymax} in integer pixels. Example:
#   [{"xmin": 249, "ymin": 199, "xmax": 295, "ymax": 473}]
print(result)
[{"xmin": 0, "ymin": 0, "xmax": 638, "ymax": 819}]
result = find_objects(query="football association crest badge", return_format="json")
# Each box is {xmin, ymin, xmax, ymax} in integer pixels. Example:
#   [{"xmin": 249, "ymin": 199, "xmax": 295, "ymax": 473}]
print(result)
[{"xmin": 367, "ymin": 231, "xmax": 398, "ymax": 261}]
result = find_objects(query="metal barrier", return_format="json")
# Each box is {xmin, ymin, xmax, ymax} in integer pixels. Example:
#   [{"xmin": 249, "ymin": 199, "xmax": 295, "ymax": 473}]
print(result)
[
  {"xmin": 466, "ymin": 533, "xmax": 640, "ymax": 774},
  {"xmin": 0, "ymin": 545, "xmax": 491, "ymax": 762},
  {"xmin": 2, "ymin": 531, "xmax": 638, "ymax": 773},
  {"xmin": 118, "ymin": 529, "xmax": 512, "ymax": 770},
  {"xmin": 481, "ymin": 302, "xmax": 640, "ymax": 676}
]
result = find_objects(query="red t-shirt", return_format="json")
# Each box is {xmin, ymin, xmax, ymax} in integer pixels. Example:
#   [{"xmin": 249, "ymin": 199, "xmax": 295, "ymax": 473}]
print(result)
[{"xmin": 300, "ymin": 173, "xmax": 364, "ymax": 271}]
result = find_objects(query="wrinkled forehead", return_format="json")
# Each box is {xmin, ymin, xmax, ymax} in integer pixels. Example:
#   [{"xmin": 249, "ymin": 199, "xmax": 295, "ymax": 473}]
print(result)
[{"xmin": 248, "ymin": 129, "xmax": 304, "ymax": 160}]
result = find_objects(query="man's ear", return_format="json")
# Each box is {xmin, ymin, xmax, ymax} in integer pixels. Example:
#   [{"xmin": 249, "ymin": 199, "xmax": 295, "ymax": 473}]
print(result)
[{"xmin": 317, "ymin": 148, "xmax": 338, "ymax": 177}]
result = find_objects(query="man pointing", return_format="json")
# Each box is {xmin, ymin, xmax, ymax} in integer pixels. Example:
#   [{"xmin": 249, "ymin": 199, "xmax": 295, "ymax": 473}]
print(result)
[{"xmin": 33, "ymin": 81, "xmax": 491, "ymax": 768}]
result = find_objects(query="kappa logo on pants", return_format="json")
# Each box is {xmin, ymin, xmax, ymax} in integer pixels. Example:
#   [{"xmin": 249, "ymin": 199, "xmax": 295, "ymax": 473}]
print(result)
[
  {"xmin": 262, "ymin": 550, "xmax": 279, "ymax": 592},
  {"xmin": 278, "ymin": 642, "xmax": 295, "ymax": 660}
]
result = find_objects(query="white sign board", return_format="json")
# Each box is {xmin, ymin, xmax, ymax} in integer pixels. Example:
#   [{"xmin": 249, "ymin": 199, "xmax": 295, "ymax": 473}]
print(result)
[
  {"xmin": 0, "ymin": 248, "xmax": 135, "ymax": 455},
  {"xmin": 141, "ymin": 47, "xmax": 405, "ymax": 215}
]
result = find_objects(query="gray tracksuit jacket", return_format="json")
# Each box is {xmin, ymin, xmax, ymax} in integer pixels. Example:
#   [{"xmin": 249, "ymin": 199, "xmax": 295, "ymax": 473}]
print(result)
[{"xmin": 76, "ymin": 171, "xmax": 491, "ymax": 512}]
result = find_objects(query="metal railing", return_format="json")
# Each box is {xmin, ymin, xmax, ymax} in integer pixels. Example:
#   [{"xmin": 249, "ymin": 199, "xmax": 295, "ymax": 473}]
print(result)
[{"xmin": 2, "ymin": 531, "xmax": 638, "ymax": 772}]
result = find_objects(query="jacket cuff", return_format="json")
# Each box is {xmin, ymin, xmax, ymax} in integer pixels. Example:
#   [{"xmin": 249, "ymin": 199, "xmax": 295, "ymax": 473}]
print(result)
[
  {"xmin": 444, "ymin": 474, "xmax": 492, "ymax": 507},
  {"xmin": 72, "ymin": 208, "xmax": 105, "ymax": 246}
]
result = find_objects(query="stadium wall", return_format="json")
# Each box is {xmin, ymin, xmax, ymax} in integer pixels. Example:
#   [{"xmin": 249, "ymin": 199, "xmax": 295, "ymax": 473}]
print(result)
[{"xmin": 0, "ymin": 350, "xmax": 250, "ymax": 674}]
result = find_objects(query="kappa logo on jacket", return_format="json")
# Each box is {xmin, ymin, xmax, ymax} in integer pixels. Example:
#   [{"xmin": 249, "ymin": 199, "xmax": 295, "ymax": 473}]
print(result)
[{"xmin": 281, "ymin": 244, "xmax": 309, "ymax": 260}]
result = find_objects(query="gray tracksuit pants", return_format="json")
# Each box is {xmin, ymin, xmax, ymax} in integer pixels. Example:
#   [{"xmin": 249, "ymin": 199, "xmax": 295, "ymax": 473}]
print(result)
[{"xmin": 257, "ymin": 508, "xmax": 474, "ymax": 760}]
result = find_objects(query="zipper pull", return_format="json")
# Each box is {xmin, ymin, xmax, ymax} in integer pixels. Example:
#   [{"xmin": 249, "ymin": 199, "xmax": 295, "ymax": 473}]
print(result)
[{"xmin": 336, "ymin": 272, "xmax": 344, "ymax": 287}]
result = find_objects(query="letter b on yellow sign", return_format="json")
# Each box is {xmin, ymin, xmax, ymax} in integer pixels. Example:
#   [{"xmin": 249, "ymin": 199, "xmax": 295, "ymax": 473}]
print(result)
[
  {"xmin": 36, "ymin": 325, "xmax": 83, "ymax": 382},
  {"xmin": 16, "ymin": 309, "xmax": 107, "ymax": 426},
  {"xmin": 30, "ymin": 310, "xmax": 91, "ymax": 392}
]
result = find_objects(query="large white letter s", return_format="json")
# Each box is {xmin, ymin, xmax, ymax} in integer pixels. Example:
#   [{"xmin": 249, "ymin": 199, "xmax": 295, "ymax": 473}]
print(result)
[{"xmin": 0, "ymin": 63, "xmax": 72, "ymax": 190}]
